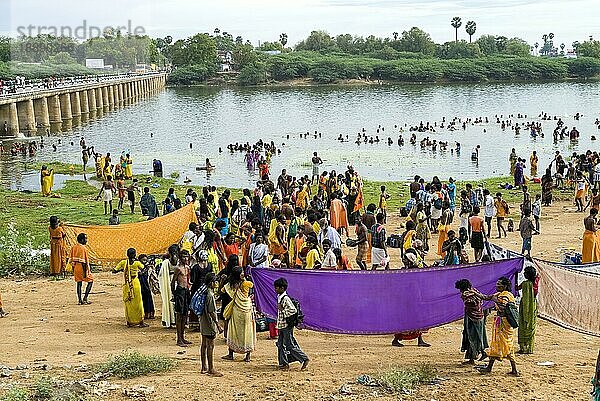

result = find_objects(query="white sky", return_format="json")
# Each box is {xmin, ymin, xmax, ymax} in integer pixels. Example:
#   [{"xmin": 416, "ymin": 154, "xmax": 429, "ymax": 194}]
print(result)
[{"xmin": 3, "ymin": 0, "xmax": 599, "ymax": 48}]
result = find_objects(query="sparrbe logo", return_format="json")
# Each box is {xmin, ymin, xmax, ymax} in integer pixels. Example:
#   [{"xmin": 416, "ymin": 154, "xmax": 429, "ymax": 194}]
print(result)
[{"xmin": 16, "ymin": 20, "xmax": 146, "ymax": 40}]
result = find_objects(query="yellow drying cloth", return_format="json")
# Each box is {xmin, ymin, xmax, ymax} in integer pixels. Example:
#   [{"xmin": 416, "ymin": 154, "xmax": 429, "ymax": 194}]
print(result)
[{"xmin": 64, "ymin": 203, "xmax": 197, "ymax": 264}]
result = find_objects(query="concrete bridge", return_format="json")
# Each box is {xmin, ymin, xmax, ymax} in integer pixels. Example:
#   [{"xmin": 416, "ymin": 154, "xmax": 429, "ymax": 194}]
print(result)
[{"xmin": 0, "ymin": 72, "xmax": 167, "ymax": 136}]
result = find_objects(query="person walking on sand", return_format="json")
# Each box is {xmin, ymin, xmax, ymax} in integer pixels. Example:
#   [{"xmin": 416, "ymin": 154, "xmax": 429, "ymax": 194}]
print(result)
[
  {"xmin": 222, "ymin": 266, "xmax": 256, "ymax": 362},
  {"xmin": 274, "ymin": 277, "xmax": 309, "ymax": 371},
  {"xmin": 68, "ymin": 233, "xmax": 93, "ymax": 305},
  {"xmin": 476, "ymin": 277, "xmax": 519, "ymax": 376},
  {"xmin": 455, "ymin": 279, "xmax": 487, "ymax": 365},
  {"xmin": 519, "ymin": 209, "xmax": 539, "ymax": 258},
  {"xmin": 112, "ymin": 248, "xmax": 148, "ymax": 328},
  {"xmin": 199, "ymin": 272, "xmax": 224, "ymax": 376}
]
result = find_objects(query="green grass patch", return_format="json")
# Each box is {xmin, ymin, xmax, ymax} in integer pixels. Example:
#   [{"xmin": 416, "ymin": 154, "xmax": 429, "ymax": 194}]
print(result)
[
  {"xmin": 27, "ymin": 161, "xmax": 94, "ymax": 175},
  {"xmin": 377, "ymin": 364, "xmax": 436, "ymax": 393},
  {"xmin": 0, "ymin": 386, "xmax": 30, "ymax": 401},
  {"xmin": 97, "ymin": 350, "xmax": 175, "ymax": 379}
]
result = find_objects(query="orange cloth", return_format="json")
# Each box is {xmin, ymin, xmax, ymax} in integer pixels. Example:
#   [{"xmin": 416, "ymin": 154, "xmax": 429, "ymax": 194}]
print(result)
[
  {"xmin": 582, "ymin": 230, "xmax": 600, "ymax": 263},
  {"xmin": 294, "ymin": 236, "xmax": 305, "ymax": 266},
  {"xmin": 224, "ymin": 242, "xmax": 240, "ymax": 259},
  {"xmin": 49, "ymin": 226, "xmax": 66, "ymax": 275},
  {"xmin": 64, "ymin": 203, "xmax": 197, "ymax": 263},
  {"xmin": 353, "ymin": 189, "xmax": 364, "ymax": 213},
  {"xmin": 437, "ymin": 225, "xmax": 449, "ymax": 257},
  {"xmin": 69, "ymin": 243, "xmax": 93, "ymax": 282},
  {"xmin": 329, "ymin": 198, "xmax": 349, "ymax": 231}
]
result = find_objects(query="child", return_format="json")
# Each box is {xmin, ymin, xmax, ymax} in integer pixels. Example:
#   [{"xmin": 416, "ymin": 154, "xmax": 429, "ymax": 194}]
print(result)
[
  {"xmin": 455, "ymin": 279, "xmax": 487, "ymax": 364},
  {"xmin": 137, "ymin": 254, "xmax": 155, "ymax": 320},
  {"xmin": 274, "ymin": 277, "xmax": 309, "ymax": 371},
  {"xmin": 117, "ymin": 174, "xmax": 126, "ymax": 210},
  {"xmin": 199, "ymin": 272, "xmax": 223, "ymax": 376},
  {"xmin": 108, "ymin": 209, "xmax": 120, "ymax": 225},
  {"xmin": 379, "ymin": 185, "xmax": 391, "ymax": 223},
  {"xmin": 532, "ymin": 194, "xmax": 542, "ymax": 232},
  {"xmin": 519, "ymin": 209, "xmax": 539, "ymax": 258}
]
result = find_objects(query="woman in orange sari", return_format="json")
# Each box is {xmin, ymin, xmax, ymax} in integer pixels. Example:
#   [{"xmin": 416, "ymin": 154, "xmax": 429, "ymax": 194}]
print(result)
[
  {"xmin": 68, "ymin": 233, "xmax": 94, "ymax": 305},
  {"xmin": 49, "ymin": 216, "xmax": 66, "ymax": 276}
]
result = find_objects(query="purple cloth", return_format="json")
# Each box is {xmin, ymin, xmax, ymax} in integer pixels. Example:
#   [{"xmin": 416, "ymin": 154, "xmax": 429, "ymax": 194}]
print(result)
[{"xmin": 253, "ymin": 258, "xmax": 523, "ymax": 335}]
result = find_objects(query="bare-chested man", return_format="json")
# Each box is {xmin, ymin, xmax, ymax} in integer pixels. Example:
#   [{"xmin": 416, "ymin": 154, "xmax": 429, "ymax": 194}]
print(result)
[
  {"xmin": 311, "ymin": 152, "xmax": 323, "ymax": 184},
  {"xmin": 171, "ymin": 249, "xmax": 192, "ymax": 347}
]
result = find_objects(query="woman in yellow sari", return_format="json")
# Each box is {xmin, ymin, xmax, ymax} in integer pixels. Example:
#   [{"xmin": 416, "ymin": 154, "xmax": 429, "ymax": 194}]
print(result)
[
  {"xmin": 477, "ymin": 277, "xmax": 519, "ymax": 376},
  {"xmin": 40, "ymin": 165, "xmax": 54, "ymax": 196},
  {"xmin": 112, "ymin": 248, "xmax": 148, "ymax": 328},
  {"xmin": 125, "ymin": 153, "xmax": 133, "ymax": 179},
  {"xmin": 222, "ymin": 266, "xmax": 256, "ymax": 362},
  {"xmin": 48, "ymin": 216, "xmax": 66, "ymax": 276}
]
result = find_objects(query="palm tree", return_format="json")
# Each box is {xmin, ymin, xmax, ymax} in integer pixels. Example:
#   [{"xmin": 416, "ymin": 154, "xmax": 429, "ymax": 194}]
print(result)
[
  {"xmin": 393, "ymin": 32, "xmax": 399, "ymax": 41},
  {"xmin": 451, "ymin": 17, "xmax": 462, "ymax": 42},
  {"xmin": 214, "ymin": 28, "xmax": 220, "ymax": 36},
  {"xmin": 235, "ymin": 36, "xmax": 243, "ymax": 45},
  {"xmin": 465, "ymin": 21, "xmax": 476, "ymax": 43},
  {"xmin": 549, "ymin": 32, "xmax": 554, "ymax": 40},
  {"xmin": 279, "ymin": 33, "xmax": 288, "ymax": 48},
  {"xmin": 560, "ymin": 43, "xmax": 565, "ymax": 51}
]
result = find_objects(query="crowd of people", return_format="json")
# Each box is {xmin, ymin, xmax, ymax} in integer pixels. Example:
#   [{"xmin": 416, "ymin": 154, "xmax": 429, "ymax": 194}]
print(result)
[{"xmin": 39, "ymin": 141, "xmax": 569, "ymax": 377}]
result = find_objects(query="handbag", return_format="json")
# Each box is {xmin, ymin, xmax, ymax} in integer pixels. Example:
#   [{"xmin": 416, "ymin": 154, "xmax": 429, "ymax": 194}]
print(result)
[
  {"xmin": 255, "ymin": 315, "xmax": 269, "ymax": 332},
  {"xmin": 504, "ymin": 301, "xmax": 519, "ymax": 328}
]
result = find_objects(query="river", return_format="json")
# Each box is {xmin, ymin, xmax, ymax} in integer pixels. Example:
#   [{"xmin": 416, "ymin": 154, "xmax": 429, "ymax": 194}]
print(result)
[{"xmin": 1, "ymin": 81, "xmax": 599, "ymax": 190}]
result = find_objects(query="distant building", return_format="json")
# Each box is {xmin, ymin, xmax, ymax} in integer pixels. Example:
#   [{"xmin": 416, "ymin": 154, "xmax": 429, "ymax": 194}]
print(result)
[
  {"xmin": 218, "ymin": 51, "xmax": 233, "ymax": 72},
  {"xmin": 564, "ymin": 50, "xmax": 577, "ymax": 59},
  {"xmin": 260, "ymin": 50, "xmax": 282, "ymax": 56},
  {"xmin": 85, "ymin": 59, "xmax": 105, "ymax": 69}
]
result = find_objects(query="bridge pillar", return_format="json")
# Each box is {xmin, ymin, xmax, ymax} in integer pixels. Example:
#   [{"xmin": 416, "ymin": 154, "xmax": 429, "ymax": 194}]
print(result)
[
  {"xmin": 16, "ymin": 99, "xmax": 36, "ymax": 134},
  {"xmin": 87, "ymin": 89, "xmax": 97, "ymax": 119},
  {"xmin": 102, "ymin": 86, "xmax": 109, "ymax": 111},
  {"xmin": 118, "ymin": 84, "xmax": 124, "ymax": 106},
  {"xmin": 108, "ymin": 85, "xmax": 115, "ymax": 110},
  {"xmin": 33, "ymin": 97, "xmax": 50, "ymax": 132},
  {"xmin": 95, "ymin": 88, "xmax": 103, "ymax": 109},
  {"xmin": 0, "ymin": 103, "xmax": 19, "ymax": 136},
  {"xmin": 59, "ymin": 93, "xmax": 72, "ymax": 131},
  {"xmin": 79, "ymin": 90, "xmax": 89, "ymax": 122},
  {"xmin": 48, "ymin": 95, "xmax": 62, "ymax": 132},
  {"xmin": 70, "ymin": 91, "xmax": 81, "ymax": 127}
]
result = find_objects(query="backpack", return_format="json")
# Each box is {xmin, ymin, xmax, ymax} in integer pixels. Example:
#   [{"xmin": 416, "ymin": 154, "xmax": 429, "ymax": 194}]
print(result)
[
  {"xmin": 461, "ymin": 200, "xmax": 472, "ymax": 215},
  {"xmin": 189, "ymin": 287, "xmax": 208, "ymax": 317},
  {"xmin": 504, "ymin": 301, "xmax": 519, "ymax": 328},
  {"xmin": 285, "ymin": 296, "xmax": 305, "ymax": 328},
  {"xmin": 433, "ymin": 196, "xmax": 443, "ymax": 210},
  {"xmin": 386, "ymin": 234, "xmax": 403, "ymax": 248},
  {"xmin": 458, "ymin": 227, "xmax": 469, "ymax": 245}
]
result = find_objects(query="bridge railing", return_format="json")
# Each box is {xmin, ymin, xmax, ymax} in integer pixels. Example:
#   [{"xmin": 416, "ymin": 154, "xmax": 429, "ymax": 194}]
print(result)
[{"xmin": 0, "ymin": 71, "xmax": 165, "ymax": 99}]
